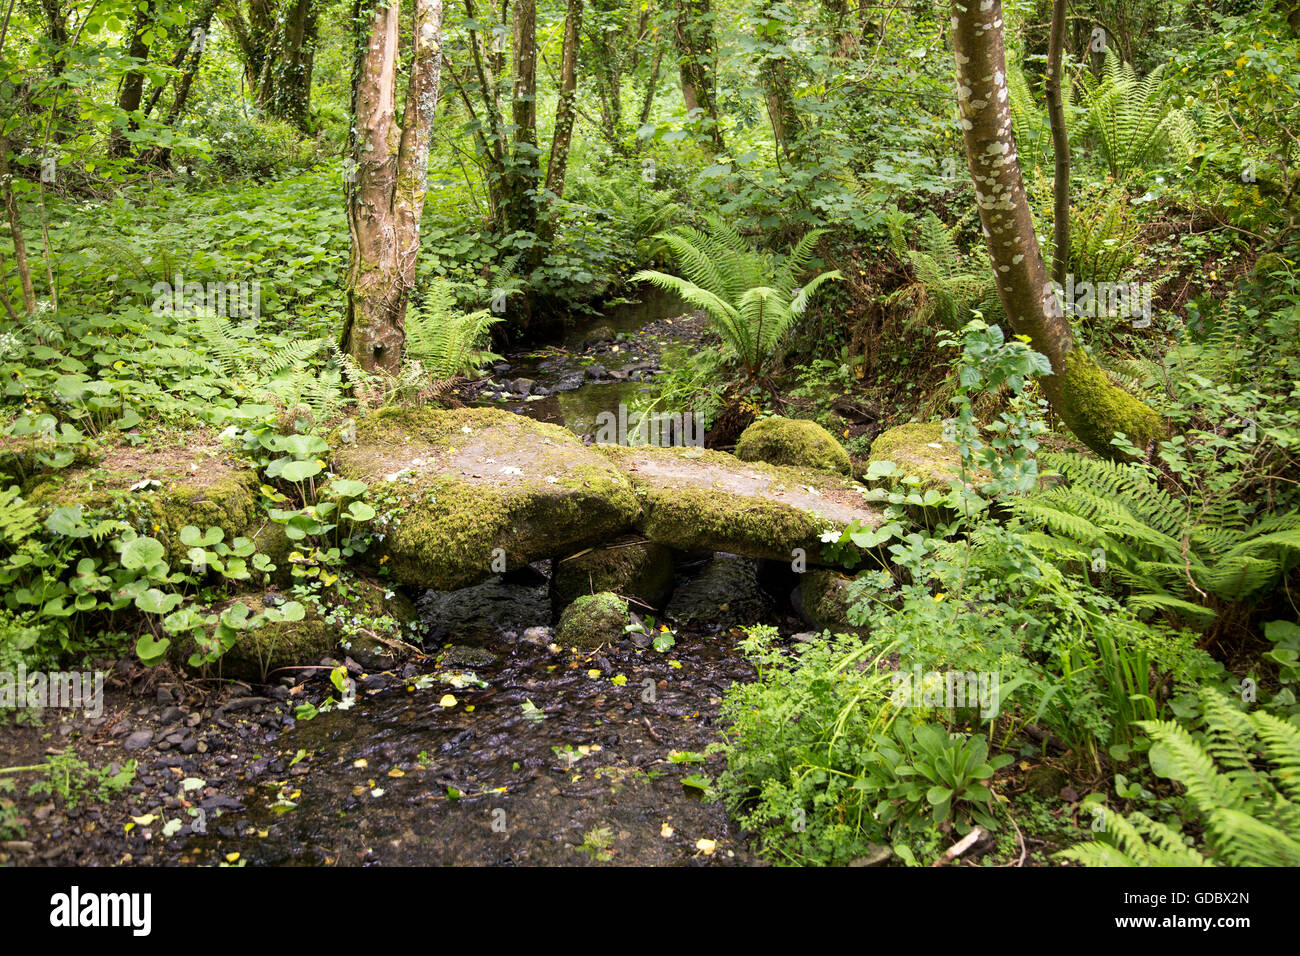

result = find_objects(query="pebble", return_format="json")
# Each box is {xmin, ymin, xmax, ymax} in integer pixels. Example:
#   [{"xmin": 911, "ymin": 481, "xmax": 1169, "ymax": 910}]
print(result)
[{"xmin": 122, "ymin": 730, "xmax": 153, "ymax": 751}]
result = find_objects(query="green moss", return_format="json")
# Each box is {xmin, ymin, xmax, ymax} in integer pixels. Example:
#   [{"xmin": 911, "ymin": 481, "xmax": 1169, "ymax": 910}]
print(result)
[
  {"xmin": 599, "ymin": 443, "xmax": 880, "ymax": 560},
  {"xmin": 799, "ymin": 569, "xmax": 861, "ymax": 632},
  {"xmin": 636, "ymin": 482, "xmax": 823, "ymax": 559},
  {"xmin": 735, "ymin": 416, "xmax": 851, "ymax": 475},
  {"xmin": 335, "ymin": 406, "xmax": 641, "ymax": 590},
  {"xmin": 174, "ymin": 575, "xmax": 417, "ymax": 681},
  {"xmin": 1057, "ymin": 350, "xmax": 1165, "ymax": 458},
  {"xmin": 173, "ymin": 593, "xmax": 333, "ymax": 682},
  {"xmin": 553, "ymin": 535, "xmax": 674, "ymax": 608},
  {"xmin": 867, "ymin": 422, "xmax": 964, "ymax": 491},
  {"xmin": 24, "ymin": 449, "xmax": 260, "ymax": 563},
  {"xmin": 556, "ymin": 591, "xmax": 630, "ymax": 649}
]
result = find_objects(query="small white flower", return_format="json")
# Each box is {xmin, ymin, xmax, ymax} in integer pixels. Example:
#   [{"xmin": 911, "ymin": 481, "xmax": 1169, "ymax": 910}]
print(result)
[
  {"xmin": 461, "ymin": 426, "xmax": 473, "ymax": 434},
  {"xmin": 819, "ymin": 529, "xmax": 841, "ymax": 544}
]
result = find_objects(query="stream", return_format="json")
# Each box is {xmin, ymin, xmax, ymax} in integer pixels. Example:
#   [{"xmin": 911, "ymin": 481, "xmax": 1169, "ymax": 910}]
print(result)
[{"xmin": 10, "ymin": 292, "xmax": 815, "ymax": 867}]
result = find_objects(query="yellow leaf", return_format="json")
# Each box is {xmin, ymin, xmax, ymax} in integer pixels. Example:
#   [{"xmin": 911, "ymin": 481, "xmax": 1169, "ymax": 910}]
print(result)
[
  {"xmin": 131, "ymin": 814, "xmax": 157, "ymax": 826},
  {"xmin": 439, "ymin": 694, "xmax": 458, "ymax": 707},
  {"xmin": 225, "ymin": 852, "xmax": 240, "ymax": 863},
  {"xmin": 661, "ymin": 823, "xmax": 675, "ymax": 838},
  {"xmin": 696, "ymin": 838, "xmax": 716, "ymax": 855}
]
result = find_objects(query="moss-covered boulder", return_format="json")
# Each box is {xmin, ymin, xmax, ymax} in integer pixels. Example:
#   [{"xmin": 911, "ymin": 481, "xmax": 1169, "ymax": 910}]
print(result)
[
  {"xmin": 0, "ymin": 432, "xmax": 96, "ymax": 485},
  {"xmin": 333, "ymin": 407, "xmax": 641, "ymax": 591},
  {"xmin": 798, "ymin": 568, "xmax": 862, "ymax": 633},
  {"xmin": 735, "ymin": 416, "xmax": 851, "ymax": 475},
  {"xmin": 552, "ymin": 534, "xmax": 674, "ymax": 611},
  {"xmin": 174, "ymin": 575, "xmax": 418, "ymax": 681},
  {"xmin": 597, "ymin": 444, "xmax": 882, "ymax": 561},
  {"xmin": 172, "ymin": 592, "xmax": 332, "ymax": 682},
  {"xmin": 23, "ymin": 437, "xmax": 260, "ymax": 560},
  {"xmin": 556, "ymin": 591, "xmax": 630, "ymax": 649},
  {"xmin": 866, "ymin": 422, "xmax": 965, "ymax": 491}
]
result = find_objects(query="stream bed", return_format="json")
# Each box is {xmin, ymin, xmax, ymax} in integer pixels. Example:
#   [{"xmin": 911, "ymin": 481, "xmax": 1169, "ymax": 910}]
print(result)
[{"xmin": 2, "ymin": 292, "xmax": 810, "ymax": 867}]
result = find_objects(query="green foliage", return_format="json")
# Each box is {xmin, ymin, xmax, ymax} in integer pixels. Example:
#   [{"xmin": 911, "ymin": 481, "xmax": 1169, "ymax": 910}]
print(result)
[
  {"xmin": 886, "ymin": 211, "xmax": 1002, "ymax": 330},
  {"xmin": 1077, "ymin": 51, "xmax": 1198, "ymax": 179},
  {"xmin": 0, "ymin": 753, "xmax": 136, "ymax": 811},
  {"xmin": 405, "ymin": 280, "xmax": 503, "ymax": 380},
  {"xmin": 1060, "ymin": 688, "xmax": 1300, "ymax": 866},
  {"xmin": 1014, "ymin": 452, "xmax": 1300, "ymax": 623},
  {"xmin": 633, "ymin": 216, "xmax": 840, "ymax": 381}
]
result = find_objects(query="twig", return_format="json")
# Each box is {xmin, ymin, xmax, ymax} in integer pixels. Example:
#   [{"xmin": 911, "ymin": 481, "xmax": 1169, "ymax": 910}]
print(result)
[{"xmin": 931, "ymin": 826, "xmax": 982, "ymax": 866}]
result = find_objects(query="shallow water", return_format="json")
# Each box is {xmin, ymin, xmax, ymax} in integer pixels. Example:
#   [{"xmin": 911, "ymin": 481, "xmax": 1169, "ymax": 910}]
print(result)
[{"xmin": 178, "ymin": 291, "xmax": 783, "ymax": 866}]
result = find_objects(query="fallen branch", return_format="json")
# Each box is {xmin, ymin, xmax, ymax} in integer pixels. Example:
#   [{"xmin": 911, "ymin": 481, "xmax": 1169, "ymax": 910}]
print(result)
[{"xmin": 931, "ymin": 826, "xmax": 983, "ymax": 867}]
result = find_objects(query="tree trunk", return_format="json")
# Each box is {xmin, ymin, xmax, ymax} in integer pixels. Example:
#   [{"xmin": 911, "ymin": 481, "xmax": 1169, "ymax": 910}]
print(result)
[
  {"xmin": 639, "ymin": 45, "xmax": 664, "ymax": 126},
  {"xmin": 545, "ymin": 0, "xmax": 583, "ymax": 201},
  {"xmin": 456, "ymin": 0, "xmax": 511, "ymax": 231},
  {"xmin": 505, "ymin": 0, "xmax": 539, "ymax": 234},
  {"xmin": 951, "ymin": 0, "xmax": 1162, "ymax": 458},
  {"xmin": 110, "ymin": 0, "xmax": 156, "ymax": 157},
  {"xmin": 755, "ymin": 0, "xmax": 802, "ymax": 161},
  {"xmin": 257, "ymin": 0, "xmax": 319, "ymax": 130},
  {"xmin": 674, "ymin": 0, "xmax": 724, "ymax": 153},
  {"xmin": 1045, "ymin": 0, "xmax": 1069, "ymax": 286},
  {"xmin": 342, "ymin": 0, "xmax": 445, "ymax": 374},
  {"xmin": 0, "ymin": 137, "xmax": 36, "ymax": 314}
]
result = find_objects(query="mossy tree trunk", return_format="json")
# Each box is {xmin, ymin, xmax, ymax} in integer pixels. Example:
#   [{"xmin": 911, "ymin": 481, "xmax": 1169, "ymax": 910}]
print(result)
[
  {"xmin": 505, "ymin": 0, "xmax": 539, "ymax": 236},
  {"xmin": 342, "ymin": 0, "xmax": 444, "ymax": 374},
  {"xmin": 950, "ymin": 0, "xmax": 1163, "ymax": 458},
  {"xmin": 539, "ymin": 0, "xmax": 583, "ymax": 251},
  {"xmin": 545, "ymin": 0, "xmax": 583, "ymax": 202},
  {"xmin": 755, "ymin": 0, "xmax": 803, "ymax": 162},
  {"xmin": 256, "ymin": 0, "xmax": 320, "ymax": 131},
  {"xmin": 674, "ymin": 0, "xmax": 725, "ymax": 154}
]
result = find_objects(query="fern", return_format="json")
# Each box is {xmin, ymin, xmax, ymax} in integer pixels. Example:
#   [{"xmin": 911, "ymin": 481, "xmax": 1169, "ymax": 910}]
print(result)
[
  {"xmin": 1070, "ymin": 183, "xmax": 1144, "ymax": 284},
  {"xmin": 1077, "ymin": 51, "xmax": 1198, "ymax": 179},
  {"xmin": 886, "ymin": 212, "xmax": 1003, "ymax": 330},
  {"xmin": 405, "ymin": 279, "xmax": 503, "ymax": 381},
  {"xmin": 1059, "ymin": 689, "xmax": 1300, "ymax": 866},
  {"xmin": 0, "ymin": 486, "xmax": 39, "ymax": 546},
  {"xmin": 1015, "ymin": 453, "xmax": 1300, "ymax": 621},
  {"xmin": 633, "ymin": 216, "xmax": 841, "ymax": 381}
]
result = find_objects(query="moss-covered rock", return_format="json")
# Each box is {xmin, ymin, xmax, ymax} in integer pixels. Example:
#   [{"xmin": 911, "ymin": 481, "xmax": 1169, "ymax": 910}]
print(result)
[
  {"xmin": 598, "ymin": 443, "xmax": 882, "ymax": 561},
  {"xmin": 798, "ymin": 568, "xmax": 861, "ymax": 633},
  {"xmin": 23, "ymin": 437, "xmax": 260, "ymax": 561},
  {"xmin": 173, "ymin": 592, "xmax": 333, "ymax": 683},
  {"xmin": 735, "ymin": 416, "xmax": 851, "ymax": 475},
  {"xmin": 0, "ymin": 432, "xmax": 96, "ymax": 485},
  {"xmin": 333, "ymin": 407, "xmax": 642, "ymax": 591},
  {"xmin": 552, "ymin": 535, "xmax": 674, "ymax": 610},
  {"xmin": 556, "ymin": 591, "xmax": 630, "ymax": 649},
  {"xmin": 244, "ymin": 517, "xmax": 295, "ymax": 586},
  {"xmin": 867, "ymin": 422, "xmax": 964, "ymax": 492},
  {"xmin": 174, "ymin": 575, "xmax": 418, "ymax": 681}
]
